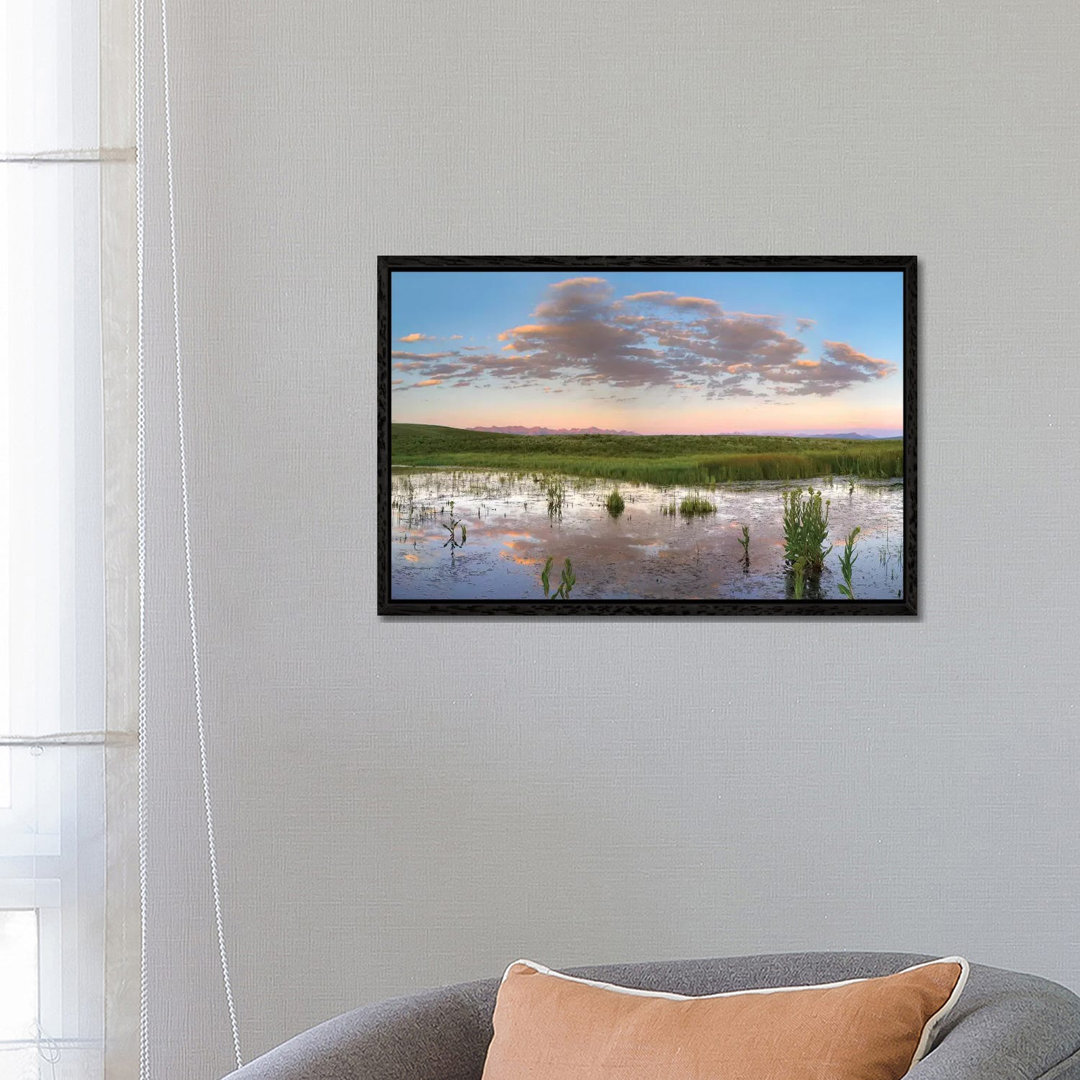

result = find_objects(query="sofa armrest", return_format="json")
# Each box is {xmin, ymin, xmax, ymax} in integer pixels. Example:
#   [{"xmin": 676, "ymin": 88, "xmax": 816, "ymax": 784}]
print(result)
[
  {"xmin": 221, "ymin": 980, "xmax": 496, "ymax": 1080},
  {"xmin": 909, "ymin": 967, "xmax": 1080, "ymax": 1080}
]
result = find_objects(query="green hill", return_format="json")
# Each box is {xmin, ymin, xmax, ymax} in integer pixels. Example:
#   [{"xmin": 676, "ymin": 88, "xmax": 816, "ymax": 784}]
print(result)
[{"xmin": 390, "ymin": 423, "xmax": 903, "ymax": 486}]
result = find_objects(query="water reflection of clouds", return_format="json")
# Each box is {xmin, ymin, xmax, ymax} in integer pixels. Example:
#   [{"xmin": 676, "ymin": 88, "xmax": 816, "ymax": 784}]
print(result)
[{"xmin": 391, "ymin": 469, "xmax": 904, "ymax": 601}]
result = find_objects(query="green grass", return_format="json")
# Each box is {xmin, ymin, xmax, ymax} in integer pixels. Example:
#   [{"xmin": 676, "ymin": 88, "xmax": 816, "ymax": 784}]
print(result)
[
  {"xmin": 837, "ymin": 525, "xmax": 861, "ymax": 599},
  {"xmin": 679, "ymin": 495, "xmax": 716, "ymax": 516},
  {"xmin": 782, "ymin": 488, "xmax": 832, "ymax": 574},
  {"xmin": 391, "ymin": 423, "xmax": 902, "ymax": 485},
  {"xmin": 605, "ymin": 489, "xmax": 625, "ymax": 516},
  {"xmin": 792, "ymin": 555, "xmax": 808, "ymax": 600}
]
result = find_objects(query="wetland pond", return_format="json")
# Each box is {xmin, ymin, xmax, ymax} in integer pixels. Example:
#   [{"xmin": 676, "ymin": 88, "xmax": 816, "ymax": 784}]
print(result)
[{"xmin": 390, "ymin": 468, "xmax": 903, "ymax": 602}]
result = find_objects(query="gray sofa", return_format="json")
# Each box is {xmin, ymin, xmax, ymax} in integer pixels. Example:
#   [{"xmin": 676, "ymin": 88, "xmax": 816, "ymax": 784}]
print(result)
[{"xmin": 224, "ymin": 952, "xmax": 1080, "ymax": 1079}]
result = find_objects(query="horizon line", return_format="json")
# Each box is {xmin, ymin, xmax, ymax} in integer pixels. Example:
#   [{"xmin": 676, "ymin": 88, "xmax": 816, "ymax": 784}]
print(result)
[{"xmin": 398, "ymin": 420, "xmax": 903, "ymax": 438}]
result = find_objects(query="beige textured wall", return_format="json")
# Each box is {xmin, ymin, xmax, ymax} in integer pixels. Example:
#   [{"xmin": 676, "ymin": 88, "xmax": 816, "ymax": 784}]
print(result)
[{"xmin": 138, "ymin": 2, "xmax": 1080, "ymax": 1076}]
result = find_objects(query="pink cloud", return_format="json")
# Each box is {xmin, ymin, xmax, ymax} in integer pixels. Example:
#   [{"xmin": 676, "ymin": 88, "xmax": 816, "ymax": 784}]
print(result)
[
  {"xmin": 624, "ymin": 290, "xmax": 720, "ymax": 312},
  {"xmin": 550, "ymin": 276, "xmax": 607, "ymax": 289},
  {"xmin": 822, "ymin": 340, "xmax": 897, "ymax": 377},
  {"xmin": 387, "ymin": 278, "xmax": 898, "ymax": 401}
]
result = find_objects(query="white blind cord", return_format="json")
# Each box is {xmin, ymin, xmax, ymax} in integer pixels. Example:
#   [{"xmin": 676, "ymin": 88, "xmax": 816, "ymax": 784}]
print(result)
[
  {"xmin": 134, "ymin": 0, "xmax": 151, "ymax": 1074},
  {"xmin": 158, "ymin": 0, "xmax": 244, "ymax": 1065},
  {"xmin": 135, "ymin": 0, "xmax": 244, "ymax": 1071}
]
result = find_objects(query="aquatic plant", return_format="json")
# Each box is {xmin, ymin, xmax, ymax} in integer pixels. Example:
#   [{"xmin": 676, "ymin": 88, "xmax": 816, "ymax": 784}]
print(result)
[
  {"xmin": 605, "ymin": 489, "xmax": 625, "ymax": 516},
  {"xmin": 395, "ymin": 474, "xmax": 416, "ymax": 504},
  {"xmin": 544, "ymin": 477, "xmax": 565, "ymax": 519},
  {"xmin": 541, "ymin": 557, "xmax": 576, "ymax": 599},
  {"xmin": 738, "ymin": 524, "xmax": 750, "ymax": 563},
  {"xmin": 660, "ymin": 500, "xmax": 678, "ymax": 516},
  {"xmin": 442, "ymin": 518, "xmax": 466, "ymax": 550},
  {"xmin": 679, "ymin": 495, "xmax": 716, "ymax": 516},
  {"xmin": 782, "ymin": 488, "xmax": 831, "ymax": 574},
  {"xmin": 441, "ymin": 500, "xmax": 467, "ymax": 551},
  {"xmin": 837, "ymin": 526, "xmax": 860, "ymax": 599},
  {"xmin": 792, "ymin": 555, "xmax": 808, "ymax": 600},
  {"xmin": 878, "ymin": 525, "xmax": 903, "ymax": 581}
]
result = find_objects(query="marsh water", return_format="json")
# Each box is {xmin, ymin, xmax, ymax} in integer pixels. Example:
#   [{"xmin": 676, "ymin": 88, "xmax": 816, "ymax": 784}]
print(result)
[{"xmin": 390, "ymin": 468, "xmax": 903, "ymax": 602}]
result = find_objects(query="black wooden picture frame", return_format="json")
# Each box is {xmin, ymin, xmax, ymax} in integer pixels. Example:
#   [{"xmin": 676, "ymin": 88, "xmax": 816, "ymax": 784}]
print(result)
[{"xmin": 378, "ymin": 256, "xmax": 916, "ymax": 617}]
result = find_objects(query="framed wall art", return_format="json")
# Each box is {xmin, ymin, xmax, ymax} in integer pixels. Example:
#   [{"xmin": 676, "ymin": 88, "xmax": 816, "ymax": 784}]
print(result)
[{"xmin": 377, "ymin": 256, "xmax": 916, "ymax": 616}]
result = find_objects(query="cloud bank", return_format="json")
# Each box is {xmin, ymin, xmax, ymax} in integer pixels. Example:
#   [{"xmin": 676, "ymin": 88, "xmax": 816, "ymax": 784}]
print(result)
[{"xmin": 392, "ymin": 277, "xmax": 897, "ymax": 396}]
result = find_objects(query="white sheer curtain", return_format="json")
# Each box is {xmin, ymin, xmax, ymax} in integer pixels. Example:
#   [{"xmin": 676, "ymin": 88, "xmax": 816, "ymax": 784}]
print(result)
[{"xmin": 1, "ymin": 2, "xmax": 137, "ymax": 1078}]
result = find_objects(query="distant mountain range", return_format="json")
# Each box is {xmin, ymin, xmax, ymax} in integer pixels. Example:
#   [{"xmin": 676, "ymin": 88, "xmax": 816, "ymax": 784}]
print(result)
[
  {"xmin": 470, "ymin": 425, "xmax": 640, "ymax": 436},
  {"xmin": 771, "ymin": 431, "xmax": 902, "ymax": 440},
  {"xmin": 468, "ymin": 424, "xmax": 900, "ymax": 439}
]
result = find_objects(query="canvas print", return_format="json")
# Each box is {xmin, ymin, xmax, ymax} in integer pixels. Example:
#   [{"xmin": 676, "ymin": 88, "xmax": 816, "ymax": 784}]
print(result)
[{"xmin": 378, "ymin": 257, "xmax": 915, "ymax": 616}]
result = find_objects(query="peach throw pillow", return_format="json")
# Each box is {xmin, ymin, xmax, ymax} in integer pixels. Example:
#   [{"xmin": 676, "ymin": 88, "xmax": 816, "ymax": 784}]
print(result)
[{"xmin": 481, "ymin": 957, "xmax": 968, "ymax": 1080}]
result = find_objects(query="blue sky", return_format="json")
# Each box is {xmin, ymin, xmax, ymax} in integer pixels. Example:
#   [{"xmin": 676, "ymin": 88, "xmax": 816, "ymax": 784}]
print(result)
[{"xmin": 390, "ymin": 270, "xmax": 903, "ymax": 435}]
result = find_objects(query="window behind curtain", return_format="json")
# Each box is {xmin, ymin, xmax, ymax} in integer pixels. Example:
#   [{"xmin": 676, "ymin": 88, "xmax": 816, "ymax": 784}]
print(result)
[{"xmin": 2, "ymin": 2, "xmax": 112, "ymax": 1077}]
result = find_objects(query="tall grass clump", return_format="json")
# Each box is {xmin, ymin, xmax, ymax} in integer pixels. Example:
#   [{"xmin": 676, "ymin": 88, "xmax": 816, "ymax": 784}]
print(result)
[
  {"xmin": 782, "ymin": 488, "xmax": 832, "ymax": 574},
  {"xmin": 605, "ymin": 489, "xmax": 625, "ymax": 516},
  {"xmin": 679, "ymin": 495, "xmax": 716, "ymax": 516},
  {"xmin": 792, "ymin": 555, "xmax": 808, "ymax": 600},
  {"xmin": 837, "ymin": 525, "xmax": 860, "ymax": 599},
  {"xmin": 544, "ymin": 477, "xmax": 565, "ymax": 519}
]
